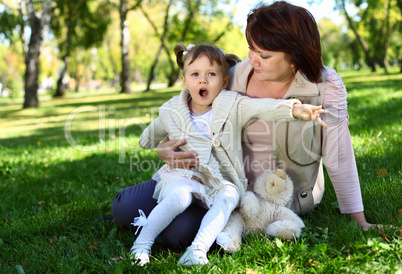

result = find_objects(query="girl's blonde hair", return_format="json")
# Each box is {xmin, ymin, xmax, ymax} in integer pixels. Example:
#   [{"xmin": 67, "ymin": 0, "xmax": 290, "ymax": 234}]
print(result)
[{"xmin": 174, "ymin": 43, "xmax": 241, "ymax": 76}]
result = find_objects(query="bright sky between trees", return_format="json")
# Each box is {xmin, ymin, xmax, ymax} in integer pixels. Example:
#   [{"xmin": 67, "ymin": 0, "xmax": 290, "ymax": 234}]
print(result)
[{"xmin": 233, "ymin": 0, "xmax": 345, "ymax": 26}]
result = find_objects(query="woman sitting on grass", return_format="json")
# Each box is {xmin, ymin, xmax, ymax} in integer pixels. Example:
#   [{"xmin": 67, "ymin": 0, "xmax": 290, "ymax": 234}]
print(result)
[
  {"xmin": 112, "ymin": 0, "xmax": 383, "ymax": 254},
  {"xmin": 129, "ymin": 42, "xmax": 327, "ymax": 266}
]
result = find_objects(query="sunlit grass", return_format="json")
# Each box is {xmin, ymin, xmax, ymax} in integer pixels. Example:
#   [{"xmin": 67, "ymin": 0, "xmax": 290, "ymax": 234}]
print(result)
[{"xmin": 0, "ymin": 71, "xmax": 401, "ymax": 273}]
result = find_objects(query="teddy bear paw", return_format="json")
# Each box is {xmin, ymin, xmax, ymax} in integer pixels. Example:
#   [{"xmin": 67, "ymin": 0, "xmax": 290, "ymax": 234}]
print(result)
[
  {"xmin": 226, "ymin": 240, "xmax": 241, "ymax": 254},
  {"xmin": 217, "ymin": 232, "xmax": 241, "ymax": 254},
  {"xmin": 277, "ymin": 229, "xmax": 299, "ymax": 240},
  {"xmin": 266, "ymin": 220, "xmax": 302, "ymax": 240}
]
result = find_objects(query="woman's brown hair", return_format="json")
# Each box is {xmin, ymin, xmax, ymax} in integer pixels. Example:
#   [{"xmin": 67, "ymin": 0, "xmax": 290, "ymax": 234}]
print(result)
[
  {"xmin": 174, "ymin": 43, "xmax": 241, "ymax": 76},
  {"xmin": 246, "ymin": 1, "xmax": 324, "ymax": 83}
]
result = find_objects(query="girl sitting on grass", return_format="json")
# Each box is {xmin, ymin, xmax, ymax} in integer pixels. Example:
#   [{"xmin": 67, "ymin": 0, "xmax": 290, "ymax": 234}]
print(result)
[{"xmin": 130, "ymin": 43, "xmax": 327, "ymax": 266}]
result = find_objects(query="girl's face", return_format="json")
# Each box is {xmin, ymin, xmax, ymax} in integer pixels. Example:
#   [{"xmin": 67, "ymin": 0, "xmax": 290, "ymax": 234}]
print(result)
[
  {"xmin": 248, "ymin": 42, "xmax": 294, "ymax": 84},
  {"xmin": 182, "ymin": 54, "xmax": 229, "ymax": 114}
]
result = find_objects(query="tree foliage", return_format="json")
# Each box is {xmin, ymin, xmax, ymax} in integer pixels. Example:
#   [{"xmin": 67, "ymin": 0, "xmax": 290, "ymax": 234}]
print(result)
[
  {"xmin": 1, "ymin": 0, "xmax": 401, "ymax": 107},
  {"xmin": 51, "ymin": 0, "xmax": 111, "ymax": 96},
  {"xmin": 334, "ymin": 0, "xmax": 402, "ymax": 72}
]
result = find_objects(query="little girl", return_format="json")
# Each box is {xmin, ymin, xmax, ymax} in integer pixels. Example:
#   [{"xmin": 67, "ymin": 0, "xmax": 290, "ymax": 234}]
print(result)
[{"xmin": 130, "ymin": 43, "xmax": 327, "ymax": 266}]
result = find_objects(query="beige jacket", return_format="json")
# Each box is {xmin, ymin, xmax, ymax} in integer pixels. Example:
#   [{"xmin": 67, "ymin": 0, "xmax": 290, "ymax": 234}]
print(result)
[
  {"xmin": 140, "ymin": 88, "xmax": 299, "ymax": 198},
  {"xmin": 228, "ymin": 59, "xmax": 327, "ymax": 215}
]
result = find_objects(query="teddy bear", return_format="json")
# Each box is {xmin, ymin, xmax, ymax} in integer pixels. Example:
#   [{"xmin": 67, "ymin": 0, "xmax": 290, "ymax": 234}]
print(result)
[{"xmin": 217, "ymin": 169, "xmax": 305, "ymax": 253}]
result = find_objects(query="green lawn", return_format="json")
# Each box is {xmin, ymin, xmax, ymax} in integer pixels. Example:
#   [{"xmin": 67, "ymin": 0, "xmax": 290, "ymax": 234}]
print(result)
[{"xmin": 0, "ymin": 69, "xmax": 401, "ymax": 273}]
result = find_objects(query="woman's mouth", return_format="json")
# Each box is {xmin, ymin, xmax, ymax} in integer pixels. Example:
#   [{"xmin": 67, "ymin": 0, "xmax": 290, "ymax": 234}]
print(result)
[
  {"xmin": 253, "ymin": 68, "xmax": 263, "ymax": 74},
  {"xmin": 199, "ymin": 88, "xmax": 208, "ymax": 98}
]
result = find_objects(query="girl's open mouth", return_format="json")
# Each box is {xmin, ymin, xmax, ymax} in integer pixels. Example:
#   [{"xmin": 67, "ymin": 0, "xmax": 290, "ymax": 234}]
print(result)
[{"xmin": 199, "ymin": 88, "xmax": 208, "ymax": 98}]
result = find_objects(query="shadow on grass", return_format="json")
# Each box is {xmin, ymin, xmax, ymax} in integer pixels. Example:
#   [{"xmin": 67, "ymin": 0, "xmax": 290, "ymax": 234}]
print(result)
[
  {"xmin": 0, "ymin": 150, "xmax": 161, "ymax": 235},
  {"xmin": 0, "ymin": 122, "xmax": 148, "ymax": 150},
  {"xmin": 0, "ymin": 90, "xmax": 179, "ymax": 147}
]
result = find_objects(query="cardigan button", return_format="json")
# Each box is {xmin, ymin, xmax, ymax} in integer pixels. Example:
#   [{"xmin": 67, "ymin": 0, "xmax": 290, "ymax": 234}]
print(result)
[
  {"xmin": 212, "ymin": 139, "xmax": 221, "ymax": 147},
  {"xmin": 300, "ymin": 192, "xmax": 308, "ymax": 198}
]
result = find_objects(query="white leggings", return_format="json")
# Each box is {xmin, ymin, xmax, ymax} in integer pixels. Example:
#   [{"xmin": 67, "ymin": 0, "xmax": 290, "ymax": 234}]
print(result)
[{"xmin": 133, "ymin": 177, "xmax": 239, "ymax": 253}]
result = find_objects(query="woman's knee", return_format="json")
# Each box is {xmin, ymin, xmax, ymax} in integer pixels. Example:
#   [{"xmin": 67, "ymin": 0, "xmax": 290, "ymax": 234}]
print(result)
[
  {"xmin": 155, "ymin": 204, "xmax": 207, "ymax": 250},
  {"xmin": 111, "ymin": 179, "xmax": 158, "ymax": 227}
]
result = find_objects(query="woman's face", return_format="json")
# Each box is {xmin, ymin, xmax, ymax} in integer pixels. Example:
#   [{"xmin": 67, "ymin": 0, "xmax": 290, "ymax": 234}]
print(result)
[{"xmin": 248, "ymin": 42, "xmax": 294, "ymax": 84}]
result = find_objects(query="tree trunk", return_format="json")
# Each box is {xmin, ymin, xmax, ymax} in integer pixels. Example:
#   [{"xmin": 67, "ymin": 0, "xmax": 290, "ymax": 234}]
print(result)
[
  {"xmin": 55, "ymin": 56, "xmax": 69, "ymax": 97},
  {"xmin": 106, "ymin": 38, "xmax": 119, "ymax": 87},
  {"xmin": 119, "ymin": 0, "xmax": 132, "ymax": 94},
  {"xmin": 24, "ymin": 20, "xmax": 41, "ymax": 108},
  {"xmin": 167, "ymin": 68, "xmax": 180, "ymax": 87},
  {"xmin": 75, "ymin": 75, "xmax": 81, "ymax": 92},
  {"xmin": 166, "ymin": 0, "xmax": 201, "ymax": 87},
  {"xmin": 146, "ymin": 46, "xmax": 163, "ymax": 91},
  {"xmin": 143, "ymin": 0, "xmax": 173, "ymax": 91},
  {"xmin": 341, "ymin": 0, "xmax": 376, "ymax": 72},
  {"xmin": 22, "ymin": 0, "xmax": 52, "ymax": 108},
  {"xmin": 379, "ymin": 0, "xmax": 392, "ymax": 74}
]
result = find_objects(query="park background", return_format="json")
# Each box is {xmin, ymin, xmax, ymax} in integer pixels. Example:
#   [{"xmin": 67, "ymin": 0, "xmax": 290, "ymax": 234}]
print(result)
[{"xmin": 0, "ymin": 0, "xmax": 401, "ymax": 273}]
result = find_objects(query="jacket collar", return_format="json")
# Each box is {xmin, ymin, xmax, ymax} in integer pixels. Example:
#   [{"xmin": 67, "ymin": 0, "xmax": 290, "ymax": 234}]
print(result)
[
  {"xmin": 228, "ymin": 58, "xmax": 323, "ymax": 98},
  {"xmin": 210, "ymin": 89, "xmax": 237, "ymax": 134},
  {"xmin": 176, "ymin": 89, "xmax": 237, "ymax": 138}
]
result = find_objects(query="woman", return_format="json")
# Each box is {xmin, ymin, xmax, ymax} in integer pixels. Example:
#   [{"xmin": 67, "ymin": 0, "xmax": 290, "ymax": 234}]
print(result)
[{"xmin": 112, "ymin": 1, "xmax": 377, "ymax": 250}]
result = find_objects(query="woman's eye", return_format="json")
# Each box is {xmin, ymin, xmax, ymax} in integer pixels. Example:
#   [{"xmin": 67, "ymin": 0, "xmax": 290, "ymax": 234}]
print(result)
[{"xmin": 261, "ymin": 55, "xmax": 270, "ymax": 59}]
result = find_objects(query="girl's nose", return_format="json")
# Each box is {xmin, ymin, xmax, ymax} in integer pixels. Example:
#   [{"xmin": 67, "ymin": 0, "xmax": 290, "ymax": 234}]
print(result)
[{"xmin": 199, "ymin": 76, "xmax": 208, "ymax": 84}]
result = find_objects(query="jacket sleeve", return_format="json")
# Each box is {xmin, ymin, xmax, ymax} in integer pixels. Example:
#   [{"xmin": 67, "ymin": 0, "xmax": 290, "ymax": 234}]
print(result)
[
  {"xmin": 237, "ymin": 96, "xmax": 300, "ymax": 128},
  {"xmin": 321, "ymin": 68, "xmax": 363, "ymax": 214},
  {"xmin": 139, "ymin": 117, "xmax": 168, "ymax": 149}
]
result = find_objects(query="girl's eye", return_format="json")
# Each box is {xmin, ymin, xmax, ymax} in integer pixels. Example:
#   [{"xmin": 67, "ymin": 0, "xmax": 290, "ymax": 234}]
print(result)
[
  {"xmin": 208, "ymin": 72, "xmax": 216, "ymax": 76},
  {"xmin": 191, "ymin": 73, "xmax": 199, "ymax": 76}
]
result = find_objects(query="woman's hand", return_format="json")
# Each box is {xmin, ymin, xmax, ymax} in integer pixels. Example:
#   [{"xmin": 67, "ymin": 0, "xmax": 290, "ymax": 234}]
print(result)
[
  {"xmin": 292, "ymin": 103, "xmax": 328, "ymax": 129},
  {"xmin": 349, "ymin": 211, "xmax": 393, "ymax": 231},
  {"xmin": 156, "ymin": 138, "xmax": 198, "ymax": 169}
]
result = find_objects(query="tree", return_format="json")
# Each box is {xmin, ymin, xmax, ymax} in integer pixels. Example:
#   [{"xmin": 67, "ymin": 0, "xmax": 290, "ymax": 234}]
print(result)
[
  {"xmin": 140, "ymin": 0, "xmax": 239, "ymax": 91},
  {"xmin": 51, "ymin": 0, "xmax": 111, "ymax": 97},
  {"xmin": 17, "ymin": 0, "xmax": 53, "ymax": 108},
  {"xmin": 109, "ymin": 0, "xmax": 143, "ymax": 94},
  {"xmin": 0, "ymin": 4, "xmax": 25, "ymax": 97},
  {"xmin": 335, "ymin": 0, "xmax": 401, "ymax": 72},
  {"xmin": 141, "ymin": 0, "xmax": 174, "ymax": 91}
]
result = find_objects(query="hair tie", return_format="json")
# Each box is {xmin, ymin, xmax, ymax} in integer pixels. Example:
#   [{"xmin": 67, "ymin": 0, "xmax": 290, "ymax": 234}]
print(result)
[{"xmin": 183, "ymin": 44, "xmax": 195, "ymax": 56}]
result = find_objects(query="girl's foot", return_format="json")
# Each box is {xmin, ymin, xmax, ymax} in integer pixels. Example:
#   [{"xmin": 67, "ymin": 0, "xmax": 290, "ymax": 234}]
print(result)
[
  {"xmin": 130, "ymin": 246, "xmax": 150, "ymax": 266},
  {"xmin": 178, "ymin": 245, "xmax": 208, "ymax": 266}
]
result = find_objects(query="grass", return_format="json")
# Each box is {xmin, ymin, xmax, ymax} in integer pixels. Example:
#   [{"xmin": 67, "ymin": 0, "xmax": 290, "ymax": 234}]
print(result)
[{"xmin": 0, "ymin": 68, "xmax": 401, "ymax": 273}]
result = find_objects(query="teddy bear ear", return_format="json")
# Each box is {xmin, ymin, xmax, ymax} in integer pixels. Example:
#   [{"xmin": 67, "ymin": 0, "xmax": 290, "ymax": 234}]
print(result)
[{"xmin": 273, "ymin": 169, "xmax": 286, "ymax": 180}]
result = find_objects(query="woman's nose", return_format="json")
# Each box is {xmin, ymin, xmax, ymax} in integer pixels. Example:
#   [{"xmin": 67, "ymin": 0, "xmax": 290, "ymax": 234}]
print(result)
[{"xmin": 248, "ymin": 50, "xmax": 258, "ymax": 66}]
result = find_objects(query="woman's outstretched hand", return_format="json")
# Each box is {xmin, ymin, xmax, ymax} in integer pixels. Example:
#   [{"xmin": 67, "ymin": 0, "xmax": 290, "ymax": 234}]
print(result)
[
  {"xmin": 350, "ymin": 212, "xmax": 392, "ymax": 231},
  {"xmin": 292, "ymin": 104, "xmax": 328, "ymax": 129},
  {"xmin": 156, "ymin": 138, "xmax": 198, "ymax": 169}
]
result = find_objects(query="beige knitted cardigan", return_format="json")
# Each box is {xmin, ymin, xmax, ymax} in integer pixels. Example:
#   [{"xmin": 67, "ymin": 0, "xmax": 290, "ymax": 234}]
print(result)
[{"xmin": 139, "ymin": 89, "xmax": 299, "ymax": 198}]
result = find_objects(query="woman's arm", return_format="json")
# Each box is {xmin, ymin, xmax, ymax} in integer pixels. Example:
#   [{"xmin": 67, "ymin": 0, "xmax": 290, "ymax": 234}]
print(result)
[
  {"xmin": 322, "ymin": 68, "xmax": 377, "ymax": 229},
  {"xmin": 156, "ymin": 137, "xmax": 199, "ymax": 169}
]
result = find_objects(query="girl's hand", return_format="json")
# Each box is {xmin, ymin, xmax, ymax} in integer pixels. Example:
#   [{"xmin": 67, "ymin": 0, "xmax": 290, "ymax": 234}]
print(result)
[
  {"xmin": 292, "ymin": 103, "xmax": 328, "ymax": 129},
  {"xmin": 156, "ymin": 138, "xmax": 198, "ymax": 169}
]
